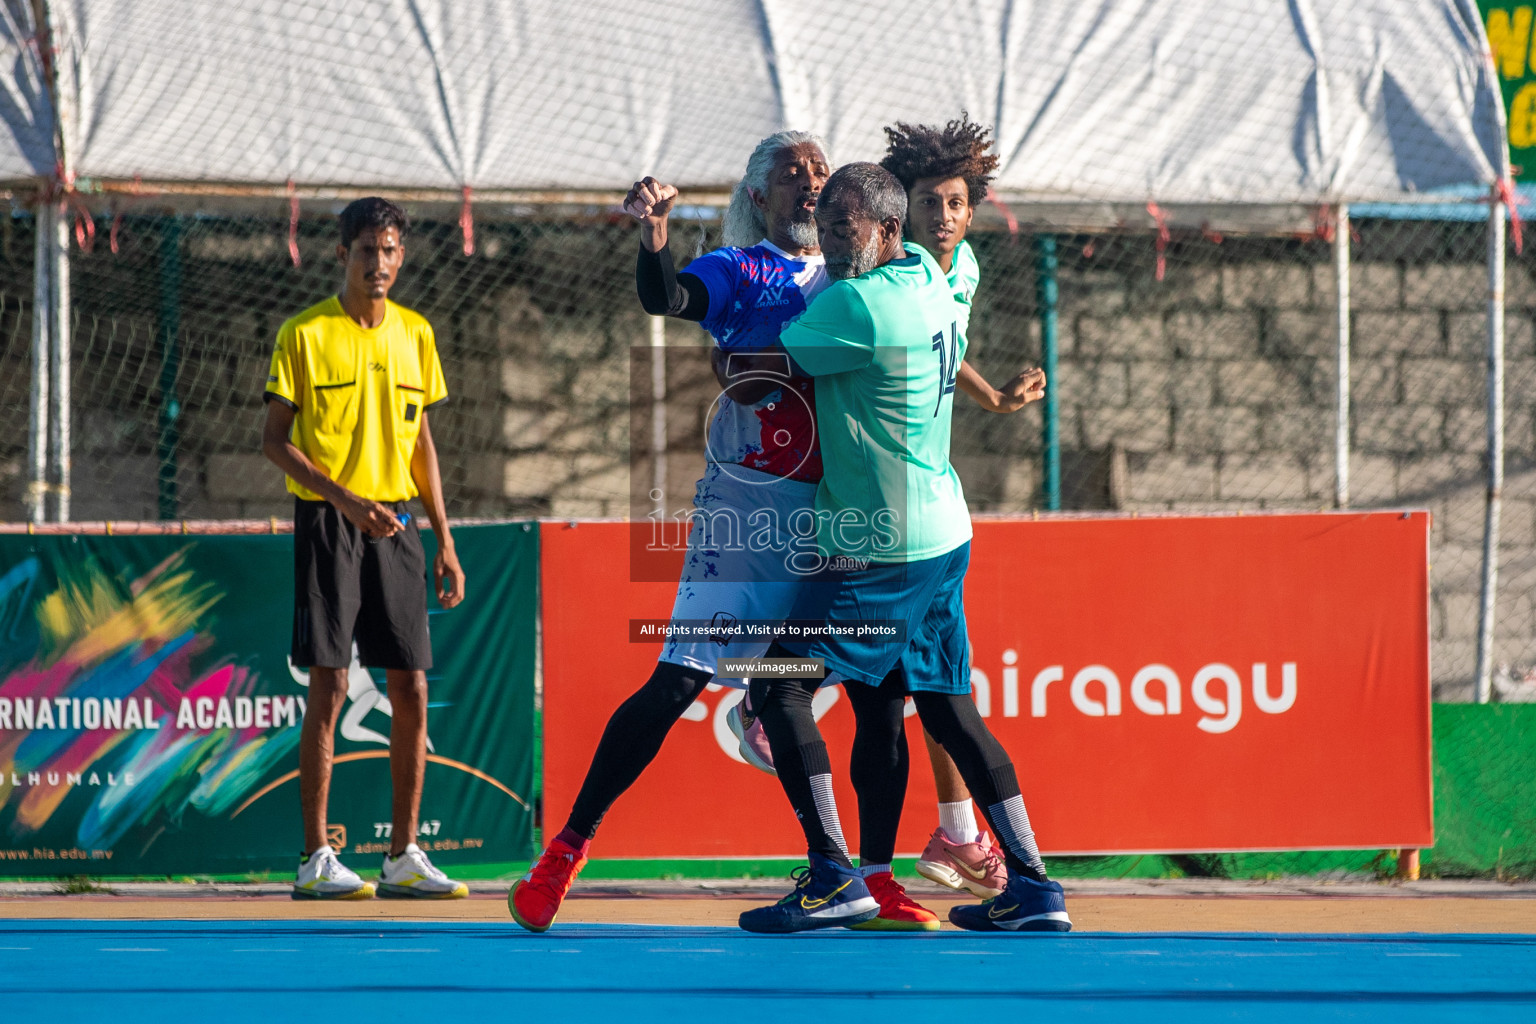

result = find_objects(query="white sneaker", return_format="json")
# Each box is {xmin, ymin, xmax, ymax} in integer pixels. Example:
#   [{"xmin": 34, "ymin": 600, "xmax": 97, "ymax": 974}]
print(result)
[
  {"xmin": 293, "ymin": 845, "xmax": 376, "ymax": 900},
  {"xmin": 378, "ymin": 843, "xmax": 469, "ymax": 899}
]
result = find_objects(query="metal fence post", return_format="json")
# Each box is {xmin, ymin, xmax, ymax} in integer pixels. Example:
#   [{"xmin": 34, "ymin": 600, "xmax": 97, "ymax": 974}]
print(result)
[
  {"xmin": 1334, "ymin": 203, "xmax": 1350, "ymax": 509},
  {"xmin": 158, "ymin": 216, "xmax": 183, "ymax": 520},
  {"xmin": 48, "ymin": 203, "xmax": 71, "ymax": 523},
  {"xmin": 1474, "ymin": 192, "xmax": 1506, "ymax": 705},
  {"xmin": 27, "ymin": 203, "xmax": 51, "ymax": 524},
  {"xmin": 1036, "ymin": 234, "xmax": 1060, "ymax": 510}
]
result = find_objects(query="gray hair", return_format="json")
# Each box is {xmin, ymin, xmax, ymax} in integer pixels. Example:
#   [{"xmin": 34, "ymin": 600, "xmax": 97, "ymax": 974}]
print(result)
[
  {"xmin": 720, "ymin": 130, "xmax": 828, "ymax": 248},
  {"xmin": 818, "ymin": 162, "xmax": 907, "ymax": 226}
]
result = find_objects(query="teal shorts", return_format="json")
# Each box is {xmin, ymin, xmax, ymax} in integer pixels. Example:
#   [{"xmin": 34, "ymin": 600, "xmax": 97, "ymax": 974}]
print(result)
[{"xmin": 782, "ymin": 542, "xmax": 971, "ymax": 694}]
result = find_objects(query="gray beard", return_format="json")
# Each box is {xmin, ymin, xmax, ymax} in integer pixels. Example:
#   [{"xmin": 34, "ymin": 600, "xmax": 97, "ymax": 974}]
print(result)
[
  {"xmin": 783, "ymin": 219, "xmax": 818, "ymax": 249},
  {"xmin": 826, "ymin": 235, "xmax": 880, "ymax": 280}
]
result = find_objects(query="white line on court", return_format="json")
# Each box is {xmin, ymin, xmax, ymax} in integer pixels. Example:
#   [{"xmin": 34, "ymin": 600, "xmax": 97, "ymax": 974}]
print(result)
[
  {"xmin": 648, "ymin": 948, "xmax": 725, "ymax": 953},
  {"xmin": 364, "ymin": 948, "xmax": 440, "ymax": 953},
  {"xmin": 231, "ymin": 948, "xmax": 300, "ymax": 953},
  {"xmin": 1385, "ymin": 952, "xmax": 1462, "ymax": 957},
  {"xmin": 99, "ymin": 948, "xmax": 165, "ymax": 952},
  {"xmin": 1103, "ymin": 951, "xmax": 1162, "ymax": 956},
  {"xmin": 938, "ymin": 950, "xmax": 1015, "ymax": 955}
]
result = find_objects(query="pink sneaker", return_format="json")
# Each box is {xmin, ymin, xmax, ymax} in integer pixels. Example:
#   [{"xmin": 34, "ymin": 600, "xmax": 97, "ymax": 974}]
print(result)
[
  {"xmin": 726, "ymin": 694, "xmax": 776, "ymax": 776},
  {"xmin": 915, "ymin": 828, "xmax": 1008, "ymax": 898}
]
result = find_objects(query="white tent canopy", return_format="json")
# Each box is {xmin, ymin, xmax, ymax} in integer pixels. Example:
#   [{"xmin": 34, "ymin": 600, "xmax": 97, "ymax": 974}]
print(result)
[
  {"xmin": 0, "ymin": 0, "xmax": 1510, "ymax": 202},
  {"xmin": 0, "ymin": 0, "xmax": 1520, "ymax": 706}
]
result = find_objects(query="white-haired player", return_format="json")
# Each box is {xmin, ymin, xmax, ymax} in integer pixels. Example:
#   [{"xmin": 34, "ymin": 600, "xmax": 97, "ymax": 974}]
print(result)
[{"xmin": 510, "ymin": 131, "xmax": 837, "ymax": 933}]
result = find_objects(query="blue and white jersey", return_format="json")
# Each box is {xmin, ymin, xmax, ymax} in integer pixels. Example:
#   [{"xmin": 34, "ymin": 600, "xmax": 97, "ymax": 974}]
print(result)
[{"xmin": 683, "ymin": 239, "xmax": 829, "ymax": 483}]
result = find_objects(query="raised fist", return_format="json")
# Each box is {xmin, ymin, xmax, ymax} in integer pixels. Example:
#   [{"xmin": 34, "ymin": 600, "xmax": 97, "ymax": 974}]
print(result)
[{"xmin": 624, "ymin": 176, "xmax": 679, "ymax": 221}]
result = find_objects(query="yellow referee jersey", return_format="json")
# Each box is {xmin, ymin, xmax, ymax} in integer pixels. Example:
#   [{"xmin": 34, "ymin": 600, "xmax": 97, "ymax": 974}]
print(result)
[{"xmin": 264, "ymin": 296, "xmax": 448, "ymax": 503}]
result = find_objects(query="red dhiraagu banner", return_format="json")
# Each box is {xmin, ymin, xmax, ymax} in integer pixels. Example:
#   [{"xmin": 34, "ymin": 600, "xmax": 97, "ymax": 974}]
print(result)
[{"xmin": 541, "ymin": 513, "xmax": 1432, "ymax": 857}]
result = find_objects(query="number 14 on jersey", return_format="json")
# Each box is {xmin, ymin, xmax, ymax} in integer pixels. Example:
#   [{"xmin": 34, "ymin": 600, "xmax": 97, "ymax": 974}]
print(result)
[{"xmin": 931, "ymin": 321, "xmax": 959, "ymax": 417}]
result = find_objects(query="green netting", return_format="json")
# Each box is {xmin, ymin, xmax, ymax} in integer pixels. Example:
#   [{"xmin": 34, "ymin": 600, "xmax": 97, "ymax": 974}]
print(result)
[{"xmin": 1429, "ymin": 702, "xmax": 1536, "ymax": 879}]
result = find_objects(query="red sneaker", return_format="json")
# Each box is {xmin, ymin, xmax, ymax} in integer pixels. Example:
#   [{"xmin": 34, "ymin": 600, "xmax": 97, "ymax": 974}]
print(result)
[
  {"xmin": 508, "ymin": 837, "xmax": 587, "ymax": 932},
  {"xmin": 847, "ymin": 872, "xmax": 940, "ymax": 931}
]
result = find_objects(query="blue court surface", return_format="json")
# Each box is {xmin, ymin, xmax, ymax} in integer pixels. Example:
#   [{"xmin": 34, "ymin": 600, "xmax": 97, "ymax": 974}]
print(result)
[{"xmin": 3, "ymin": 920, "xmax": 1533, "ymax": 1022}]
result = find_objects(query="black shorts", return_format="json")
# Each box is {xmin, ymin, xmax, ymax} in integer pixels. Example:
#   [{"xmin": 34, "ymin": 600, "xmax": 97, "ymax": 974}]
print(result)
[{"xmin": 292, "ymin": 498, "xmax": 432, "ymax": 671}]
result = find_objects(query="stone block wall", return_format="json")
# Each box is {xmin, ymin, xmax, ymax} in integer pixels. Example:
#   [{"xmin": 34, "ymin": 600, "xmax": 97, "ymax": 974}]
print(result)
[
  {"xmin": 949, "ymin": 229, "xmax": 1536, "ymax": 701},
  {"xmin": 1, "ymin": 215, "xmax": 1532, "ymax": 699}
]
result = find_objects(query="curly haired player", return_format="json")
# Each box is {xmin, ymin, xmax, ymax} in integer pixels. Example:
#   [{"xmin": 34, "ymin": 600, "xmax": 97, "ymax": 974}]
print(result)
[{"xmin": 879, "ymin": 114, "xmax": 1050, "ymax": 903}]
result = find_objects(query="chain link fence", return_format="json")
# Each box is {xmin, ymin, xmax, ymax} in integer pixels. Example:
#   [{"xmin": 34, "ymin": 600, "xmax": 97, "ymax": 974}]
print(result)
[{"xmin": 0, "ymin": 198, "xmax": 1529, "ymax": 704}]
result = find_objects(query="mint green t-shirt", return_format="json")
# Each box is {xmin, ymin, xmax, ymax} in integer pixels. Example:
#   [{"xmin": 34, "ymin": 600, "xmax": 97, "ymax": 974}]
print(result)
[
  {"xmin": 946, "ymin": 239, "xmax": 981, "ymax": 334},
  {"xmin": 780, "ymin": 245, "xmax": 973, "ymax": 563}
]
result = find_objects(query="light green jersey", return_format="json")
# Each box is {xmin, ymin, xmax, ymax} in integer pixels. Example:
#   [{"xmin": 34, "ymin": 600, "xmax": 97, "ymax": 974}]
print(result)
[
  {"xmin": 780, "ymin": 245, "xmax": 972, "ymax": 563},
  {"xmin": 946, "ymin": 239, "xmax": 981, "ymax": 334}
]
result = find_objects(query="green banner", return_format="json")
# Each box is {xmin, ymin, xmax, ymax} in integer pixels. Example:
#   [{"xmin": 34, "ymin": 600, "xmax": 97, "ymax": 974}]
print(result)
[
  {"xmin": 1484, "ymin": 2, "xmax": 1536, "ymax": 180},
  {"xmin": 0, "ymin": 522, "xmax": 537, "ymax": 876}
]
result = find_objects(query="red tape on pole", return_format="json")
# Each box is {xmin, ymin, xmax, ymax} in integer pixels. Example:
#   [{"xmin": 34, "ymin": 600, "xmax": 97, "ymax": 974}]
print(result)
[
  {"xmin": 287, "ymin": 180, "xmax": 301, "ymax": 267},
  {"xmin": 1498, "ymin": 178, "xmax": 1524, "ymax": 255},
  {"xmin": 1147, "ymin": 201, "xmax": 1171, "ymax": 280},
  {"xmin": 460, "ymin": 186, "xmax": 475, "ymax": 256}
]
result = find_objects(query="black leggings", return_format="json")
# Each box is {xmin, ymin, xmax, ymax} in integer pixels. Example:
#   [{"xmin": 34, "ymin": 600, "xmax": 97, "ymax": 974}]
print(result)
[
  {"xmin": 845, "ymin": 683, "xmax": 1044, "ymax": 879},
  {"xmin": 844, "ymin": 673, "xmax": 910, "ymax": 866},
  {"xmin": 752, "ymin": 675, "xmax": 850, "ymax": 865},
  {"xmin": 752, "ymin": 652, "xmax": 1046, "ymax": 880},
  {"xmin": 565, "ymin": 661, "xmax": 712, "ymax": 839}
]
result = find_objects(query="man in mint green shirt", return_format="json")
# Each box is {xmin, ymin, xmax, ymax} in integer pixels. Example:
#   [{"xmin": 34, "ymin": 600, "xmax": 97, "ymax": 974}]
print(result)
[
  {"xmin": 779, "ymin": 223, "xmax": 971, "ymax": 562},
  {"xmin": 738, "ymin": 163, "xmax": 1069, "ymax": 937}
]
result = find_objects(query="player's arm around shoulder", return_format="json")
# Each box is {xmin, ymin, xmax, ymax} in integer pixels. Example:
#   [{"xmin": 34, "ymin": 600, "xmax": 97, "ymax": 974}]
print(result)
[{"xmin": 710, "ymin": 344, "xmax": 791, "ymax": 404}]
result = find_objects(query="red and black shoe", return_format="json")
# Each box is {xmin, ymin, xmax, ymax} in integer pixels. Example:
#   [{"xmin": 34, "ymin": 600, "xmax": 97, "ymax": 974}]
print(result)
[{"xmin": 508, "ymin": 837, "xmax": 587, "ymax": 933}]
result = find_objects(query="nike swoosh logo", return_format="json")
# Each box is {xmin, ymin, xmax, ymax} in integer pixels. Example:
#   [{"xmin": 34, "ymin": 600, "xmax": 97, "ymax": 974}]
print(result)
[
  {"xmin": 801, "ymin": 879, "xmax": 851, "ymax": 910},
  {"xmin": 987, "ymin": 901, "xmax": 1020, "ymax": 920},
  {"xmin": 950, "ymin": 858, "xmax": 993, "ymax": 881}
]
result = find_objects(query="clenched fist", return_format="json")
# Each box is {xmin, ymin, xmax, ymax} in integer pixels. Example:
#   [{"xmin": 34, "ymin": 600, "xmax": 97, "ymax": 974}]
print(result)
[{"xmin": 624, "ymin": 176, "xmax": 679, "ymax": 222}]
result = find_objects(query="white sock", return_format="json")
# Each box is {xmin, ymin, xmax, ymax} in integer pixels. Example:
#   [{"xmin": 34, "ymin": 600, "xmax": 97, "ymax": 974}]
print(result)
[
  {"xmin": 859, "ymin": 863, "xmax": 892, "ymax": 878},
  {"xmin": 938, "ymin": 800, "xmax": 980, "ymax": 844}
]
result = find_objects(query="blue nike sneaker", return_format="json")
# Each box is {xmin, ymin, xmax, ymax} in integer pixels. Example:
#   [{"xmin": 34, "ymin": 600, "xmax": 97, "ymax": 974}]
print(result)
[
  {"xmin": 948, "ymin": 871, "xmax": 1072, "ymax": 932},
  {"xmin": 739, "ymin": 853, "xmax": 880, "ymax": 933}
]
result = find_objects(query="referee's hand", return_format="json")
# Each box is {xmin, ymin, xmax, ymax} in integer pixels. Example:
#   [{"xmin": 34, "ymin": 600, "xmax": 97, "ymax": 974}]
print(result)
[
  {"xmin": 435, "ymin": 546, "xmax": 465, "ymax": 609},
  {"xmin": 342, "ymin": 496, "xmax": 403, "ymax": 538}
]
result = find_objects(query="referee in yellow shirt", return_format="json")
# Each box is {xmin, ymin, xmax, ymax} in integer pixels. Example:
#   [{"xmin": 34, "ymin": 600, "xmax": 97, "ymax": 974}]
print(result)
[{"xmin": 262, "ymin": 197, "xmax": 468, "ymax": 900}]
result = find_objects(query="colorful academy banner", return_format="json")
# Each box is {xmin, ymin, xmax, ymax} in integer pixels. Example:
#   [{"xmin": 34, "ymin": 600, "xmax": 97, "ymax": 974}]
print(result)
[
  {"xmin": 0, "ymin": 523, "xmax": 537, "ymax": 875},
  {"xmin": 542, "ymin": 514, "xmax": 1432, "ymax": 858}
]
